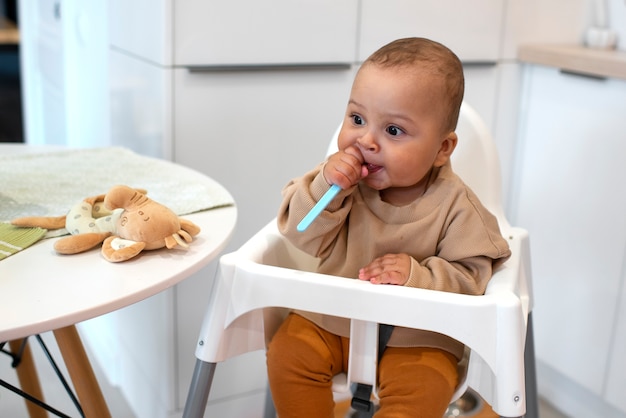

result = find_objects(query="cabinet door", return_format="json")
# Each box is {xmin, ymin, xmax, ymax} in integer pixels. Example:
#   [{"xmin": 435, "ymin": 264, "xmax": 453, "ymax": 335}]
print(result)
[
  {"xmin": 605, "ymin": 254, "xmax": 626, "ymax": 413},
  {"xmin": 20, "ymin": 0, "xmax": 109, "ymax": 147},
  {"xmin": 463, "ymin": 62, "xmax": 524, "ymax": 216},
  {"xmin": 463, "ymin": 65, "xmax": 498, "ymax": 133},
  {"xmin": 19, "ymin": 0, "xmax": 66, "ymax": 144},
  {"xmin": 359, "ymin": 0, "xmax": 504, "ymax": 62},
  {"xmin": 173, "ymin": 66, "xmax": 355, "ymax": 258},
  {"xmin": 108, "ymin": 0, "xmax": 172, "ymax": 65},
  {"xmin": 511, "ymin": 65, "xmax": 626, "ymax": 397},
  {"xmin": 502, "ymin": 0, "xmax": 590, "ymax": 60},
  {"xmin": 174, "ymin": 0, "xmax": 358, "ymax": 66},
  {"xmin": 173, "ymin": 67, "xmax": 354, "ymax": 408},
  {"xmin": 109, "ymin": 49, "xmax": 173, "ymax": 159}
]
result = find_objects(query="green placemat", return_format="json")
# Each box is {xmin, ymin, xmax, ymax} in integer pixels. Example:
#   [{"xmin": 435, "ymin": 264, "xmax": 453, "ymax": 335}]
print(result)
[
  {"xmin": 0, "ymin": 147, "xmax": 235, "ymax": 223},
  {"xmin": 0, "ymin": 222, "xmax": 47, "ymax": 261}
]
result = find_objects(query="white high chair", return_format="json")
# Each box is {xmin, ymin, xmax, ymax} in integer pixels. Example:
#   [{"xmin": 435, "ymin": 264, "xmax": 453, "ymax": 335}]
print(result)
[{"xmin": 183, "ymin": 103, "xmax": 537, "ymax": 418}]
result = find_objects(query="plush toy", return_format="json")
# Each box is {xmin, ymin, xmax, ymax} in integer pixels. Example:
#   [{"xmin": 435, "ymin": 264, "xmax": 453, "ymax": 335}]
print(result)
[{"xmin": 11, "ymin": 185, "xmax": 201, "ymax": 262}]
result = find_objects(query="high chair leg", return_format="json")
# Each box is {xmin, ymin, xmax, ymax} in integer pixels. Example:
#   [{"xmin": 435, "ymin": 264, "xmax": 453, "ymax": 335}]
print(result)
[
  {"xmin": 183, "ymin": 359, "xmax": 217, "ymax": 418},
  {"xmin": 524, "ymin": 313, "xmax": 539, "ymax": 418},
  {"xmin": 263, "ymin": 385, "xmax": 277, "ymax": 418}
]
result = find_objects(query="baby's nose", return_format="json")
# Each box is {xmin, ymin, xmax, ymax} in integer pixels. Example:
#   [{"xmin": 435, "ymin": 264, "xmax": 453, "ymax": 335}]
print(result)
[{"xmin": 357, "ymin": 132, "xmax": 379, "ymax": 152}]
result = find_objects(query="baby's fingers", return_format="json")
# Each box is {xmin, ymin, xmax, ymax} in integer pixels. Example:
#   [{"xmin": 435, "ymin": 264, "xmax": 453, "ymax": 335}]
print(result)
[
  {"xmin": 358, "ymin": 254, "xmax": 410, "ymax": 285},
  {"xmin": 325, "ymin": 151, "xmax": 365, "ymax": 188}
]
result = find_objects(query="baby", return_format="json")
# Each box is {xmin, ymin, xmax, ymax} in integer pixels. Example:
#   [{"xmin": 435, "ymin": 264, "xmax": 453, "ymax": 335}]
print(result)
[{"xmin": 268, "ymin": 37, "xmax": 511, "ymax": 417}]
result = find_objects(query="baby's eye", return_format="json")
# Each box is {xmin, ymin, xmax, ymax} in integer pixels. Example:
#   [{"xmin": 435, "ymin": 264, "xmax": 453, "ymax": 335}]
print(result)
[
  {"xmin": 351, "ymin": 114, "xmax": 364, "ymax": 125},
  {"xmin": 386, "ymin": 125, "xmax": 404, "ymax": 136}
]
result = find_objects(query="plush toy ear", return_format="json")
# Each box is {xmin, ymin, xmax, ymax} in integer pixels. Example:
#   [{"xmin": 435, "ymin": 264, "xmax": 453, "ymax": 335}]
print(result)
[
  {"xmin": 101, "ymin": 236, "xmax": 146, "ymax": 262},
  {"xmin": 104, "ymin": 185, "xmax": 149, "ymax": 210},
  {"xmin": 54, "ymin": 232, "xmax": 112, "ymax": 255},
  {"xmin": 180, "ymin": 219, "xmax": 201, "ymax": 237}
]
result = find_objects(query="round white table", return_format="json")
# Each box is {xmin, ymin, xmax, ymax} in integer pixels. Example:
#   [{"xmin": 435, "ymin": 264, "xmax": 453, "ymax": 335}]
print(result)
[{"xmin": 0, "ymin": 144, "xmax": 237, "ymax": 418}]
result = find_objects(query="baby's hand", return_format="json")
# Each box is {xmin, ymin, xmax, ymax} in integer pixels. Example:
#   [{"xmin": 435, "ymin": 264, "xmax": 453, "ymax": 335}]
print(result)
[
  {"xmin": 323, "ymin": 145, "xmax": 369, "ymax": 189},
  {"xmin": 358, "ymin": 253, "xmax": 412, "ymax": 285}
]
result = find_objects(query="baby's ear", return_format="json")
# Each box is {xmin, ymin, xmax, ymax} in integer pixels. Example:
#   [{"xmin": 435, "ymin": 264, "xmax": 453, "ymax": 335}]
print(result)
[{"xmin": 434, "ymin": 132, "xmax": 458, "ymax": 167}]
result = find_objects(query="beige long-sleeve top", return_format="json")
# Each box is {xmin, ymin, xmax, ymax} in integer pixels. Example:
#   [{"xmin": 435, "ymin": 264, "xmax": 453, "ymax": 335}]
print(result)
[{"xmin": 277, "ymin": 161, "xmax": 511, "ymax": 359}]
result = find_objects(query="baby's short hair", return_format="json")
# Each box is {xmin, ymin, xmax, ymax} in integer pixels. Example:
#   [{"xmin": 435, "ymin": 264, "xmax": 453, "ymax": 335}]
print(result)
[{"xmin": 363, "ymin": 37, "xmax": 465, "ymax": 131}]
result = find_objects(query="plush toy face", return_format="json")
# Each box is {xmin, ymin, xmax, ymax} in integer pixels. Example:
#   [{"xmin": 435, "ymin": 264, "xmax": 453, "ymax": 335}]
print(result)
[
  {"xmin": 103, "ymin": 185, "xmax": 201, "ymax": 257},
  {"xmin": 117, "ymin": 208, "xmax": 181, "ymax": 249},
  {"xmin": 108, "ymin": 187, "xmax": 183, "ymax": 250}
]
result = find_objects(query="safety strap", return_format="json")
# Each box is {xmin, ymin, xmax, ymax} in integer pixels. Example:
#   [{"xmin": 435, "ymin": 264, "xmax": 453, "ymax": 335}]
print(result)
[{"xmin": 350, "ymin": 324, "xmax": 394, "ymax": 415}]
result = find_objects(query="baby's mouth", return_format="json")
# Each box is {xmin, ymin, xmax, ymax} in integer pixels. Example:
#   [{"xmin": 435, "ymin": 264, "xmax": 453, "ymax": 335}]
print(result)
[{"xmin": 365, "ymin": 163, "xmax": 383, "ymax": 174}]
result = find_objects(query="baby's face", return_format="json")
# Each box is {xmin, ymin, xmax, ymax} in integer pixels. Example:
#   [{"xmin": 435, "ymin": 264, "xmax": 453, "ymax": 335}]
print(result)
[{"xmin": 337, "ymin": 64, "xmax": 456, "ymax": 203}]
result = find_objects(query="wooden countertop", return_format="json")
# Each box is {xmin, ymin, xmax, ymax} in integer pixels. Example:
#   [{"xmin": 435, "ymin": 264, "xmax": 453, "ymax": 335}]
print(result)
[
  {"xmin": 0, "ymin": 16, "xmax": 19, "ymax": 44},
  {"xmin": 518, "ymin": 44, "xmax": 626, "ymax": 80}
]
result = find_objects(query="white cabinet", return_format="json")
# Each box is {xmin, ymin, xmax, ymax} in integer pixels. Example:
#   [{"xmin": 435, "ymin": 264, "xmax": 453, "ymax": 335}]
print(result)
[
  {"xmin": 110, "ymin": 0, "xmax": 357, "ymax": 67},
  {"xmin": 605, "ymin": 276, "xmax": 626, "ymax": 414},
  {"xmin": 173, "ymin": 1, "xmax": 357, "ymax": 66},
  {"xmin": 18, "ymin": 0, "xmax": 109, "ymax": 147},
  {"xmin": 109, "ymin": 0, "xmax": 358, "ymax": 162},
  {"xmin": 171, "ymin": 64, "xmax": 356, "ymax": 418},
  {"xmin": 359, "ymin": 0, "xmax": 505, "ymax": 62},
  {"xmin": 357, "ymin": 0, "xmax": 508, "ymax": 130},
  {"xmin": 501, "ymin": 0, "xmax": 591, "ymax": 60},
  {"xmin": 109, "ymin": 49, "xmax": 173, "ymax": 159},
  {"xmin": 605, "ymin": 267, "xmax": 626, "ymax": 413},
  {"xmin": 108, "ymin": 0, "xmax": 171, "ymax": 65},
  {"xmin": 173, "ymin": 67, "xmax": 355, "ymax": 248},
  {"xmin": 510, "ymin": 64, "xmax": 626, "ymax": 417},
  {"xmin": 106, "ymin": 2, "xmax": 357, "ymax": 417}
]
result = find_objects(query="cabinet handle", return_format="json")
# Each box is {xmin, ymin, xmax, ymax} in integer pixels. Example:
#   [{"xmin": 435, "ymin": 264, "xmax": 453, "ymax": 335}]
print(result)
[
  {"xmin": 559, "ymin": 69, "xmax": 607, "ymax": 81},
  {"xmin": 185, "ymin": 63, "xmax": 352, "ymax": 73},
  {"xmin": 461, "ymin": 61, "xmax": 498, "ymax": 68},
  {"xmin": 53, "ymin": 1, "xmax": 61, "ymax": 20}
]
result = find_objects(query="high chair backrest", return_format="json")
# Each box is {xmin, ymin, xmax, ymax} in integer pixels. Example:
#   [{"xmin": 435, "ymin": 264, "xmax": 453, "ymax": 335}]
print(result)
[{"xmin": 451, "ymin": 103, "xmax": 508, "ymax": 229}]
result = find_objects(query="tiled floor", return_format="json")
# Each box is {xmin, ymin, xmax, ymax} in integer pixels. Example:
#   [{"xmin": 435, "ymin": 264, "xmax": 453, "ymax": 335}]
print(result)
[{"xmin": 1, "ymin": 332, "xmax": 569, "ymax": 418}]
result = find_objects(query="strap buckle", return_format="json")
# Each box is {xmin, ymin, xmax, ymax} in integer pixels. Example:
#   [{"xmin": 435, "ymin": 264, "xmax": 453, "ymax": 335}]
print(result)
[{"xmin": 351, "ymin": 383, "xmax": 374, "ymax": 413}]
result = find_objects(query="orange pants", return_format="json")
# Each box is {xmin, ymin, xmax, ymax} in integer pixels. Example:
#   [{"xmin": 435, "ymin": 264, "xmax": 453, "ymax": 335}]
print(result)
[{"xmin": 266, "ymin": 313, "xmax": 458, "ymax": 418}]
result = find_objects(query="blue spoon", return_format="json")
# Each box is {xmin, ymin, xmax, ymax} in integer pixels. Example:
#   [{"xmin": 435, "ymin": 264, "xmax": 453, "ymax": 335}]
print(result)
[{"xmin": 297, "ymin": 184, "xmax": 341, "ymax": 232}]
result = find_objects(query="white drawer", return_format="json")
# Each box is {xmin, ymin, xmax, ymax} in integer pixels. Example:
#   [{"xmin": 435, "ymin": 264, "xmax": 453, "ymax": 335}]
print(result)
[
  {"xmin": 174, "ymin": 0, "xmax": 358, "ymax": 66},
  {"xmin": 109, "ymin": 0, "xmax": 358, "ymax": 66},
  {"xmin": 359, "ymin": 0, "xmax": 505, "ymax": 62}
]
